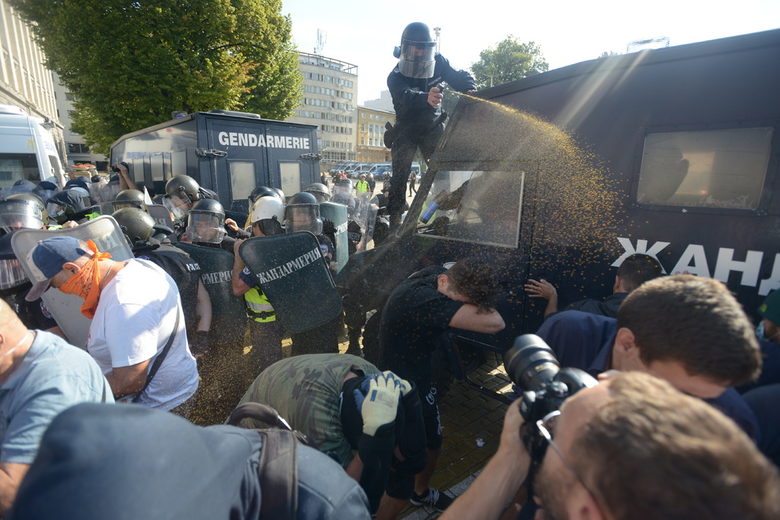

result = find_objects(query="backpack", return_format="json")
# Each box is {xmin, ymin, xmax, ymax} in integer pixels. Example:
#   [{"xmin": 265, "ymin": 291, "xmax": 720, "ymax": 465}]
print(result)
[{"xmin": 226, "ymin": 402, "xmax": 310, "ymax": 519}]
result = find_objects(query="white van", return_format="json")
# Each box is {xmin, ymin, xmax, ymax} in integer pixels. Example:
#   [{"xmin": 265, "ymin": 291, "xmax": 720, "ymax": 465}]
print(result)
[{"xmin": 0, "ymin": 105, "xmax": 66, "ymax": 189}]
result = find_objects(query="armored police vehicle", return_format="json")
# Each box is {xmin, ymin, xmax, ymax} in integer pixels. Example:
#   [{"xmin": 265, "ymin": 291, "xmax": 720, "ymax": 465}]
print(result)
[
  {"xmin": 343, "ymin": 28, "xmax": 780, "ymax": 347},
  {"xmin": 109, "ymin": 110, "xmax": 320, "ymax": 212}
]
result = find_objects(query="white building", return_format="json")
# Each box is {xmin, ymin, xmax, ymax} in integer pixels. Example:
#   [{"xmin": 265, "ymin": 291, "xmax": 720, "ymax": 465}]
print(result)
[
  {"xmin": 0, "ymin": 1, "xmax": 65, "ymax": 159},
  {"xmin": 287, "ymin": 52, "xmax": 358, "ymax": 168}
]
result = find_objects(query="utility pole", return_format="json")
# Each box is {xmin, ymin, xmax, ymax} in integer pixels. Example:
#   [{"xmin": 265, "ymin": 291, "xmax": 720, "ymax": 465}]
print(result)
[{"xmin": 433, "ymin": 26, "xmax": 441, "ymax": 53}]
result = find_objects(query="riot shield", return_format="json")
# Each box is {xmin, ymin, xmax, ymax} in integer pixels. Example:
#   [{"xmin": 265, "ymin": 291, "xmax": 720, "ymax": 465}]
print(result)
[
  {"xmin": 174, "ymin": 242, "xmax": 247, "ymax": 343},
  {"xmin": 239, "ymin": 232, "xmax": 342, "ymax": 334},
  {"xmin": 320, "ymin": 201, "xmax": 349, "ymax": 273},
  {"xmin": 11, "ymin": 216, "xmax": 134, "ymax": 348},
  {"xmin": 147, "ymin": 204, "xmax": 176, "ymax": 232},
  {"xmin": 359, "ymin": 197, "xmax": 380, "ymax": 252}
]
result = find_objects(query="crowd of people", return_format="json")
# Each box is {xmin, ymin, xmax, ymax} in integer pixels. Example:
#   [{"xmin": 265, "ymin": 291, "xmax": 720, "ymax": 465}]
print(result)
[{"xmin": 0, "ymin": 20, "xmax": 779, "ymax": 520}]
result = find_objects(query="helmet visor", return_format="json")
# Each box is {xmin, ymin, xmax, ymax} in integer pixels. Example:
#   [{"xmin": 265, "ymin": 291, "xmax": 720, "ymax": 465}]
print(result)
[
  {"xmin": 399, "ymin": 42, "xmax": 435, "ymax": 78},
  {"xmin": 284, "ymin": 205, "xmax": 323, "ymax": 235},
  {"xmin": 113, "ymin": 200, "xmax": 145, "ymax": 211},
  {"xmin": 162, "ymin": 193, "xmax": 191, "ymax": 220},
  {"xmin": 0, "ymin": 202, "xmax": 44, "ymax": 231},
  {"xmin": 186, "ymin": 212, "xmax": 225, "ymax": 244}
]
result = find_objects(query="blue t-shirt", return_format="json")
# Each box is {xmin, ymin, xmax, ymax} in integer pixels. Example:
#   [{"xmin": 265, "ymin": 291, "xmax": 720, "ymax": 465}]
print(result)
[
  {"xmin": 536, "ymin": 310, "xmax": 760, "ymax": 442},
  {"xmin": 0, "ymin": 331, "xmax": 113, "ymax": 464}
]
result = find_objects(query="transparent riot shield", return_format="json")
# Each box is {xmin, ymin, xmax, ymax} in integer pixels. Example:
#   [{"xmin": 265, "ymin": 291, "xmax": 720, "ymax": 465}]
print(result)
[
  {"xmin": 320, "ymin": 201, "xmax": 349, "ymax": 273},
  {"xmin": 358, "ymin": 196, "xmax": 380, "ymax": 251},
  {"xmin": 239, "ymin": 232, "xmax": 342, "ymax": 334},
  {"xmin": 11, "ymin": 216, "xmax": 134, "ymax": 348}
]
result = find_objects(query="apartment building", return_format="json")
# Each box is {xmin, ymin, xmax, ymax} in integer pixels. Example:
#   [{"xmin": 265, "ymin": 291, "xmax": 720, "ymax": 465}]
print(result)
[
  {"xmin": 287, "ymin": 52, "xmax": 358, "ymax": 168},
  {"xmin": 356, "ymin": 106, "xmax": 394, "ymax": 163}
]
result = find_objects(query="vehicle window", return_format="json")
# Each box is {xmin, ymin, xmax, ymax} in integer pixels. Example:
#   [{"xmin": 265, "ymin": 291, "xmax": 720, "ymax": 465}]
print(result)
[
  {"xmin": 150, "ymin": 153, "xmax": 165, "ymax": 182},
  {"xmin": 637, "ymin": 127, "xmax": 772, "ymax": 210},
  {"xmin": 229, "ymin": 161, "xmax": 256, "ymax": 200},
  {"xmin": 279, "ymin": 162, "xmax": 301, "ymax": 197},
  {"xmin": 416, "ymin": 170, "xmax": 524, "ymax": 248},
  {"xmin": 171, "ymin": 151, "xmax": 186, "ymax": 176},
  {"xmin": 0, "ymin": 153, "xmax": 40, "ymax": 188}
]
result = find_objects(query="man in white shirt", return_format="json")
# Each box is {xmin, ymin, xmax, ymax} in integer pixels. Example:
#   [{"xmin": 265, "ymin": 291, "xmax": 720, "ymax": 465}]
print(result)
[{"xmin": 26, "ymin": 236, "xmax": 198, "ymax": 411}]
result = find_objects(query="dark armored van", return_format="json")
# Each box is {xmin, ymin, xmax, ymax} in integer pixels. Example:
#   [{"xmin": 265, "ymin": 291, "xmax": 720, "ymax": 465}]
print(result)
[
  {"xmin": 346, "ymin": 28, "xmax": 780, "ymax": 346},
  {"xmin": 110, "ymin": 110, "xmax": 320, "ymax": 212}
]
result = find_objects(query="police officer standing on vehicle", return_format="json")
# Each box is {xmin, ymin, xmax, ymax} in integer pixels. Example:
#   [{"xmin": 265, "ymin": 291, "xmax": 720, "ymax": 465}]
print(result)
[{"xmin": 386, "ymin": 22, "xmax": 476, "ymax": 229}]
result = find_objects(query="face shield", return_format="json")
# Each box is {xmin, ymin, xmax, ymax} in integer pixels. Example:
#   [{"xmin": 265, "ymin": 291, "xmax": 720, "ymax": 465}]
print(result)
[
  {"xmin": 333, "ymin": 181, "xmax": 353, "ymax": 201},
  {"xmin": 284, "ymin": 204, "xmax": 323, "ymax": 235},
  {"xmin": 162, "ymin": 192, "xmax": 192, "ymax": 220},
  {"xmin": 186, "ymin": 211, "xmax": 226, "ymax": 244},
  {"xmin": 0, "ymin": 201, "xmax": 44, "ymax": 232},
  {"xmin": 0, "ymin": 258, "xmax": 28, "ymax": 290},
  {"xmin": 399, "ymin": 42, "xmax": 435, "ymax": 79},
  {"xmin": 102, "ymin": 182, "xmax": 121, "ymax": 203}
]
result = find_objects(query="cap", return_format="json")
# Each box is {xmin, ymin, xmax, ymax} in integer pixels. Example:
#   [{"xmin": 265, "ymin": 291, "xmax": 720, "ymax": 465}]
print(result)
[
  {"xmin": 24, "ymin": 236, "xmax": 87, "ymax": 302},
  {"xmin": 758, "ymin": 290, "xmax": 780, "ymax": 325}
]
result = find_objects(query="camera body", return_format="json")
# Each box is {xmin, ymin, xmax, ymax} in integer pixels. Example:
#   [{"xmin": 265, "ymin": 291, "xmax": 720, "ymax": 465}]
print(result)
[{"xmin": 503, "ymin": 334, "xmax": 597, "ymax": 463}]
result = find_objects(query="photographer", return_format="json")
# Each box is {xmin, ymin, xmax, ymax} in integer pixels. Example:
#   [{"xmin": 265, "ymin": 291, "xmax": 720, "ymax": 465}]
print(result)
[{"xmin": 441, "ymin": 371, "xmax": 780, "ymax": 520}]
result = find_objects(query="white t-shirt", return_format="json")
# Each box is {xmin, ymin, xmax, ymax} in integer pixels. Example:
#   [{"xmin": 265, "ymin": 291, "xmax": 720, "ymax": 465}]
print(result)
[{"xmin": 87, "ymin": 259, "xmax": 198, "ymax": 410}]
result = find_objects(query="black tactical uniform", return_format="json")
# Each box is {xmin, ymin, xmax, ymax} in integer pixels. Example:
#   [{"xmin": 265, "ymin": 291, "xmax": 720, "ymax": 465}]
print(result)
[{"xmin": 386, "ymin": 22, "xmax": 475, "ymax": 225}]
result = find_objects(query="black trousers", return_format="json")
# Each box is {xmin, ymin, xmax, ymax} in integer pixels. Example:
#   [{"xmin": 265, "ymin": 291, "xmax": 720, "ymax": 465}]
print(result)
[{"xmin": 388, "ymin": 123, "xmax": 444, "ymax": 217}]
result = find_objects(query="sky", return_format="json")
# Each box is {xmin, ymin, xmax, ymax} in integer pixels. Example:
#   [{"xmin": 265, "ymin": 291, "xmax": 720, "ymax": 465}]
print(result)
[{"xmin": 281, "ymin": 0, "xmax": 780, "ymax": 104}]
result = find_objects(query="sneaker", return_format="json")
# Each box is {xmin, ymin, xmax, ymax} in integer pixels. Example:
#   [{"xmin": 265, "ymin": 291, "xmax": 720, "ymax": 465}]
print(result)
[{"xmin": 410, "ymin": 488, "xmax": 454, "ymax": 511}]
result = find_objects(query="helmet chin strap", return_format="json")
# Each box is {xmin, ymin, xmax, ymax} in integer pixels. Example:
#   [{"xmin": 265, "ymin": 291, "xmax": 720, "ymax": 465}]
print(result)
[{"xmin": 1, "ymin": 331, "xmax": 32, "ymax": 362}]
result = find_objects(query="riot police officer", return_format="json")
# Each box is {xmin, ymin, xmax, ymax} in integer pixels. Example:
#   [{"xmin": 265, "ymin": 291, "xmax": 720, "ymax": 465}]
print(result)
[
  {"xmin": 184, "ymin": 198, "xmax": 239, "ymax": 253},
  {"xmin": 303, "ymin": 182, "xmax": 331, "ymax": 203},
  {"xmin": 283, "ymin": 192, "xmax": 340, "ymax": 356},
  {"xmin": 386, "ymin": 22, "xmax": 476, "ymax": 228},
  {"xmin": 112, "ymin": 207, "xmax": 212, "ymax": 355},
  {"xmin": 163, "ymin": 175, "xmax": 217, "ymax": 221},
  {"xmin": 113, "ymin": 189, "xmax": 147, "ymax": 211},
  {"xmin": 0, "ymin": 198, "xmax": 55, "ymax": 330},
  {"xmin": 231, "ymin": 196, "xmax": 286, "ymax": 372}
]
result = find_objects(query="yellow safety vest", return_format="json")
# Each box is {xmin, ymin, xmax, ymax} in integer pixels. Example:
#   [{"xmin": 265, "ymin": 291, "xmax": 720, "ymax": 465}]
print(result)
[
  {"xmin": 356, "ymin": 180, "xmax": 369, "ymax": 192},
  {"xmin": 244, "ymin": 287, "xmax": 276, "ymax": 323}
]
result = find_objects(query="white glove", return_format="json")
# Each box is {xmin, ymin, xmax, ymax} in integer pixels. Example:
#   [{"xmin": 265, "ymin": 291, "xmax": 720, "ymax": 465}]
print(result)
[{"xmin": 358, "ymin": 373, "xmax": 402, "ymax": 436}]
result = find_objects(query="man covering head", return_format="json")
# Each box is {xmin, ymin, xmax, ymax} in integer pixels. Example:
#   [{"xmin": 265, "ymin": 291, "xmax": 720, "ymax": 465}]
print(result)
[
  {"xmin": 238, "ymin": 354, "xmax": 427, "ymax": 517},
  {"xmin": 24, "ymin": 236, "xmax": 198, "ymax": 411},
  {"xmin": 440, "ymin": 372, "xmax": 780, "ymax": 520}
]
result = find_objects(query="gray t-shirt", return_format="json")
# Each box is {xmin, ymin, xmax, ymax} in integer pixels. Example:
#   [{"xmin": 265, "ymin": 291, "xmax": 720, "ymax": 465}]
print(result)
[{"xmin": 0, "ymin": 330, "xmax": 112, "ymax": 464}]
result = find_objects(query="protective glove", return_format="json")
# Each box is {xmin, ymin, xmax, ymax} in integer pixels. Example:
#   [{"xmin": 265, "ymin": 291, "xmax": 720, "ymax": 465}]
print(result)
[
  {"xmin": 382, "ymin": 370, "xmax": 411, "ymax": 397},
  {"xmin": 355, "ymin": 373, "xmax": 402, "ymax": 436}
]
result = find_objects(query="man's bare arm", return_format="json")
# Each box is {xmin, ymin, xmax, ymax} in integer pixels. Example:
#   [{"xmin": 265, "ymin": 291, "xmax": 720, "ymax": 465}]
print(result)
[
  {"xmin": 106, "ymin": 360, "xmax": 150, "ymax": 398},
  {"xmin": 0, "ymin": 462, "xmax": 29, "ymax": 514},
  {"xmin": 449, "ymin": 305, "xmax": 505, "ymax": 334}
]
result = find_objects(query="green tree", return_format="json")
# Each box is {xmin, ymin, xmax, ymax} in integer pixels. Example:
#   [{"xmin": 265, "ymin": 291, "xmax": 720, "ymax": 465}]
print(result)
[
  {"xmin": 471, "ymin": 36, "xmax": 548, "ymax": 90},
  {"xmin": 11, "ymin": 0, "xmax": 301, "ymax": 152}
]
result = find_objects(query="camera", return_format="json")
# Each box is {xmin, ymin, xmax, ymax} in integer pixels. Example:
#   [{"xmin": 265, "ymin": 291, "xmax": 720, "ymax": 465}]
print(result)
[{"xmin": 503, "ymin": 334, "xmax": 597, "ymax": 463}]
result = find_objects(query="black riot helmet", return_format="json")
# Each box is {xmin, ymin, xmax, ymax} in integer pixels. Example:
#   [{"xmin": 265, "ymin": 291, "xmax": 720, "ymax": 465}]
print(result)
[
  {"xmin": 186, "ymin": 198, "xmax": 226, "ymax": 244},
  {"xmin": 113, "ymin": 189, "xmax": 146, "ymax": 211},
  {"xmin": 303, "ymin": 183, "xmax": 331, "ymax": 203},
  {"xmin": 164, "ymin": 175, "xmax": 201, "ymax": 220},
  {"xmin": 248, "ymin": 185, "xmax": 282, "ymax": 205},
  {"xmin": 395, "ymin": 22, "xmax": 436, "ymax": 79},
  {"xmin": 112, "ymin": 207, "xmax": 155, "ymax": 245},
  {"xmin": 284, "ymin": 192, "xmax": 323, "ymax": 235},
  {"xmin": 272, "ymin": 187, "xmax": 285, "ymax": 201}
]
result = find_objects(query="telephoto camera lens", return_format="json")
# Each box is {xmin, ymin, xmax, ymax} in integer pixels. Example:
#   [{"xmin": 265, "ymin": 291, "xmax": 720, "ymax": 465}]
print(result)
[{"xmin": 503, "ymin": 334, "xmax": 560, "ymax": 392}]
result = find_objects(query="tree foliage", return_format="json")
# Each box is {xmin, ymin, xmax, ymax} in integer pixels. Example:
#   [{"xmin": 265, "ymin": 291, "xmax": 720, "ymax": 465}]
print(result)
[
  {"xmin": 11, "ymin": 0, "xmax": 302, "ymax": 152},
  {"xmin": 471, "ymin": 36, "xmax": 548, "ymax": 90}
]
